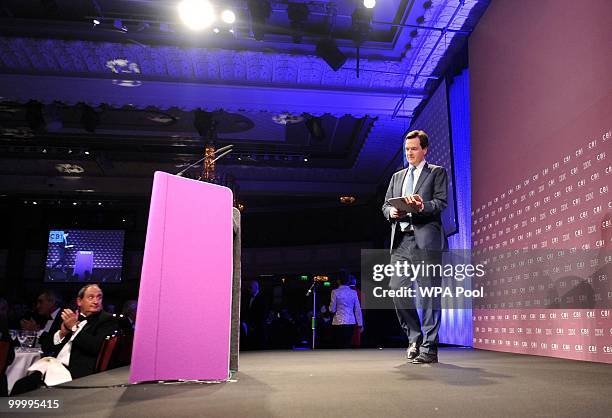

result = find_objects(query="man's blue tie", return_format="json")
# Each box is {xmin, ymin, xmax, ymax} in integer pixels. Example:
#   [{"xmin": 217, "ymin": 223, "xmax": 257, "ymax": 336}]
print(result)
[{"xmin": 400, "ymin": 166, "xmax": 415, "ymax": 232}]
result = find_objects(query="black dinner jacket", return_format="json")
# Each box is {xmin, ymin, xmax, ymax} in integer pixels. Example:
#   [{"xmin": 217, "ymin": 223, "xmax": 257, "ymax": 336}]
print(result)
[
  {"xmin": 51, "ymin": 311, "xmax": 118, "ymax": 379},
  {"xmin": 38, "ymin": 310, "xmax": 64, "ymax": 355}
]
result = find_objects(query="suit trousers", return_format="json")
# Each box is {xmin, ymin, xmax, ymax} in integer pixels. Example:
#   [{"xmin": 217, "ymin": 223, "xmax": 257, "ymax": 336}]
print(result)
[
  {"xmin": 389, "ymin": 231, "xmax": 442, "ymax": 354},
  {"xmin": 332, "ymin": 324, "xmax": 356, "ymax": 349},
  {"xmin": 10, "ymin": 371, "xmax": 43, "ymax": 396}
]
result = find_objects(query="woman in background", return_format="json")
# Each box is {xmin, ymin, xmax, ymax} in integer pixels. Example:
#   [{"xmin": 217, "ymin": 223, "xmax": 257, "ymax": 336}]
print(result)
[{"xmin": 329, "ymin": 271, "xmax": 363, "ymax": 348}]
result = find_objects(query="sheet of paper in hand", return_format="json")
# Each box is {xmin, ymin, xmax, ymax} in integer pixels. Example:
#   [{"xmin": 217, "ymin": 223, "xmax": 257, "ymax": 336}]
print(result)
[{"xmin": 386, "ymin": 197, "xmax": 419, "ymax": 213}]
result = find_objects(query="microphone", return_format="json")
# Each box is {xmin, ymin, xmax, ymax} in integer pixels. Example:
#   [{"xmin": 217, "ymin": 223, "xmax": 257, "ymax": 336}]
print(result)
[
  {"xmin": 175, "ymin": 144, "xmax": 234, "ymax": 177},
  {"xmin": 306, "ymin": 282, "xmax": 315, "ymax": 296},
  {"xmin": 214, "ymin": 144, "xmax": 233, "ymax": 155},
  {"xmin": 212, "ymin": 148, "xmax": 232, "ymax": 163},
  {"xmin": 176, "ymin": 156, "xmax": 205, "ymax": 177}
]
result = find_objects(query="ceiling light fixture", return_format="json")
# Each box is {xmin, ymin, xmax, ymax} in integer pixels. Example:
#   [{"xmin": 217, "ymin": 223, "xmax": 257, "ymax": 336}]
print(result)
[
  {"xmin": 55, "ymin": 163, "xmax": 85, "ymax": 174},
  {"xmin": 178, "ymin": 0, "xmax": 216, "ymax": 31},
  {"xmin": 363, "ymin": 0, "xmax": 376, "ymax": 9},
  {"xmin": 351, "ymin": 5, "xmax": 373, "ymax": 77},
  {"xmin": 221, "ymin": 9, "xmax": 236, "ymax": 24}
]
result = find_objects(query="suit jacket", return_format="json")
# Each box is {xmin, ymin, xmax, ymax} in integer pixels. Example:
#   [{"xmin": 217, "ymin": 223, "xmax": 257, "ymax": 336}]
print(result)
[
  {"xmin": 329, "ymin": 285, "xmax": 363, "ymax": 326},
  {"xmin": 38, "ymin": 311, "xmax": 64, "ymax": 356},
  {"xmin": 51, "ymin": 311, "xmax": 118, "ymax": 379},
  {"xmin": 382, "ymin": 162, "xmax": 448, "ymax": 253},
  {"xmin": 241, "ymin": 293, "xmax": 268, "ymax": 330}
]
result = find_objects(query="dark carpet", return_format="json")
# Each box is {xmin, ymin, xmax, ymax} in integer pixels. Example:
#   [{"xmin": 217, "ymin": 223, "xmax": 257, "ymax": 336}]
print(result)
[{"xmin": 15, "ymin": 348, "xmax": 612, "ymax": 417}]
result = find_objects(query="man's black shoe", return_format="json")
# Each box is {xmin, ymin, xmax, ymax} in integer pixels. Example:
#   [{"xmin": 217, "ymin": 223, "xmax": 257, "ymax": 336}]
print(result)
[
  {"xmin": 412, "ymin": 352, "xmax": 438, "ymax": 364},
  {"xmin": 406, "ymin": 343, "xmax": 419, "ymax": 360}
]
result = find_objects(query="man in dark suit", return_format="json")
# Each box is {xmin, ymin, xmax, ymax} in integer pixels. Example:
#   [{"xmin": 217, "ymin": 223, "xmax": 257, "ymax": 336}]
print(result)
[
  {"xmin": 240, "ymin": 280, "xmax": 268, "ymax": 350},
  {"xmin": 382, "ymin": 130, "xmax": 448, "ymax": 364},
  {"xmin": 52, "ymin": 284, "xmax": 118, "ymax": 378},
  {"xmin": 10, "ymin": 284, "xmax": 118, "ymax": 394},
  {"xmin": 20, "ymin": 290, "xmax": 64, "ymax": 355}
]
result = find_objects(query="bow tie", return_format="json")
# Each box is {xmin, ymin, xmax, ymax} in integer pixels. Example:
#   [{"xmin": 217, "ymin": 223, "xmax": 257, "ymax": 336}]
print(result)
[{"xmin": 78, "ymin": 314, "xmax": 88, "ymax": 321}]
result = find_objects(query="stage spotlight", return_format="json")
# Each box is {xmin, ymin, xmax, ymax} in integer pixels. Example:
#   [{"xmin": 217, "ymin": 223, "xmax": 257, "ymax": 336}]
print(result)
[
  {"xmin": 247, "ymin": 0, "xmax": 271, "ymax": 41},
  {"xmin": 178, "ymin": 0, "xmax": 216, "ymax": 31},
  {"xmin": 287, "ymin": 2, "xmax": 309, "ymax": 44},
  {"xmin": 352, "ymin": 6, "xmax": 373, "ymax": 43},
  {"xmin": 92, "ymin": 18, "xmax": 101, "ymax": 26},
  {"xmin": 221, "ymin": 9, "xmax": 236, "ymax": 24},
  {"xmin": 315, "ymin": 39, "xmax": 347, "ymax": 71},
  {"xmin": 80, "ymin": 105, "xmax": 99, "ymax": 133},
  {"xmin": 305, "ymin": 116, "xmax": 325, "ymax": 141},
  {"xmin": 363, "ymin": 0, "xmax": 376, "ymax": 8},
  {"xmin": 25, "ymin": 100, "xmax": 46, "ymax": 132}
]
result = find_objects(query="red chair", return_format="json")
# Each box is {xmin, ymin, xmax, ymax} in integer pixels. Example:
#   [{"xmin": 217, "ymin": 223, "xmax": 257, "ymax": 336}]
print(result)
[
  {"xmin": 95, "ymin": 334, "xmax": 120, "ymax": 373},
  {"xmin": 115, "ymin": 333, "xmax": 134, "ymax": 366}
]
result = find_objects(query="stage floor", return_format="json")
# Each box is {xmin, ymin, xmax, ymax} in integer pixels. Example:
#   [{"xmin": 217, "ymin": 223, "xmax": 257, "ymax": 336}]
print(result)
[{"xmin": 17, "ymin": 348, "xmax": 612, "ymax": 417}]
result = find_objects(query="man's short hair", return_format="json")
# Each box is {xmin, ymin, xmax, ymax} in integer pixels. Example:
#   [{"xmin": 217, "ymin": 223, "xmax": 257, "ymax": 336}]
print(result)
[
  {"xmin": 40, "ymin": 290, "xmax": 62, "ymax": 307},
  {"xmin": 405, "ymin": 130, "xmax": 429, "ymax": 149},
  {"xmin": 77, "ymin": 284, "xmax": 102, "ymax": 299}
]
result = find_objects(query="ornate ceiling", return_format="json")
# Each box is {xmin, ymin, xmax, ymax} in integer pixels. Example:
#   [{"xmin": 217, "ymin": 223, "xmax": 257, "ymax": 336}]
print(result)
[{"xmin": 0, "ymin": 0, "xmax": 489, "ymax": 208}]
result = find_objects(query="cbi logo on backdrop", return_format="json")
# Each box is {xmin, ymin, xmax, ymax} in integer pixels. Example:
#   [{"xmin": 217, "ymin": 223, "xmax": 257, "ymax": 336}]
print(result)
[
  {"xmin": 470, "ymin": 129, "xmax": 612, "ymax": 363},
  {"xmin": 473, "ymin": 308, "xmax": 612, "ymax": 361}
]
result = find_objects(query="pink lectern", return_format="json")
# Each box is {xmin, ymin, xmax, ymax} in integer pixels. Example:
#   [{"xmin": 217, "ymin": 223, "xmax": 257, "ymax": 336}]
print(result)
[{"xmin": 129, "ymin": 172, "xmax": 233, "ymax": 383}]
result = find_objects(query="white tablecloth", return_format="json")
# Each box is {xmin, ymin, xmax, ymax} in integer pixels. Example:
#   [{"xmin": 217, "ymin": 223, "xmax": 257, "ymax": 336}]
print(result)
[{"xmin": 6, "ymin": 349, "xmax": 42, "ymax": 394}]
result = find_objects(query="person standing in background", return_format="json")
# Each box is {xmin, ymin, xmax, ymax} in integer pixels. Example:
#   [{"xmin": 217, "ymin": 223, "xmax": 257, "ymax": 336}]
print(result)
[{"xmin": 329, "ymin": 271, "xmax": 363, "ymax": 348}]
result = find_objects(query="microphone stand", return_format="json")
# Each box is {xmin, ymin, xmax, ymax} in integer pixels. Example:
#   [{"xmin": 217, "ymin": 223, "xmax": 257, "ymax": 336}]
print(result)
[
  {"xmin": 306, "ymin": 282, "xmax": 316, "ymax": 350},
  {"xmin": 176, "ymin": 144, "xmax": 234, "ymax": 177}
]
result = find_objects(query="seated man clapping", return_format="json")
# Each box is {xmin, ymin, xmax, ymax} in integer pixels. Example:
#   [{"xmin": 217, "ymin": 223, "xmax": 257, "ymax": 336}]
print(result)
[{"xmin": 11, "ymin": 284, "xmax": 118, "ymax": 395}]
